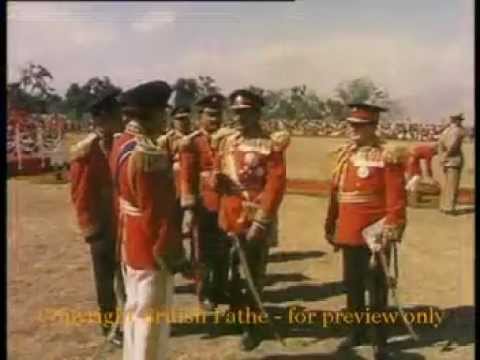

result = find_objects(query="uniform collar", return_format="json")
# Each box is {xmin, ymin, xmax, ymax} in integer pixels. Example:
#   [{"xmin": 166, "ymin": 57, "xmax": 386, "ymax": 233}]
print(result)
[{"xmin": 349, "ymin": 136, "xmax": 384, "ymax": 151}]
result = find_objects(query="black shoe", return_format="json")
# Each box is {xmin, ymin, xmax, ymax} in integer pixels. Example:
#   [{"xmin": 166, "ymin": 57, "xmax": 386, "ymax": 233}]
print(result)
[
  {"xmin": 241, "ymin": 331, "xmax": 261, "ymax": 351},
  {"xmin": 338, "ymin": 333, "xmax": 367, "ymax": 349},
  {"xmin": 108, "ymin": 329, "xmax": 123, "ymax": 348},
  {"xmin": 212, "ymin": 291, "xmax": 230, "ymax": 305},
  {"xmin": 200, "ymin": 298, "xmax": 216, "ymax": 312}
]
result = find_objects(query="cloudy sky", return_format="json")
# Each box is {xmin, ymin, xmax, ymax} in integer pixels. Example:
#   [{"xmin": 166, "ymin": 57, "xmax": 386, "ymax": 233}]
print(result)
[{"xmin": 7, "ymin": 1, "xmax": 474, "ymax": 123}]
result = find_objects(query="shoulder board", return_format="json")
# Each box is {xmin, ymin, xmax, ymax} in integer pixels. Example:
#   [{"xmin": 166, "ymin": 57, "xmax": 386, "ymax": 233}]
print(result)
[
  {"xmin": 330, "ymin": 143, "xmax": 353, "ymax": 159},
  {"xmin": 165, "ymin": 129, "xmax": 177, "ymax": 139},
  {"xmin": 132, "ymin": 137, "xmax": 171, "ymax": 173},
  {"xmin": 211, "ymin": 127, "xmax": 239, "ymax": 151},
  {"xmin": 69, "ymin": 133, "xmax": 98, "ymax": 161},
  {"xmin": 155, "ymin": 134, "xmax": 171, "ymax": 152},
  {"xmin": 270, "ymin": 130, "xmax": 291, "ymax": 151},
  {"xmin": 178, "ymin": 130, "xmax": 202, "ymax": 150},
  {"xmin": 381, "ymin": 145, "xmax": 409, "ymax": 164}
]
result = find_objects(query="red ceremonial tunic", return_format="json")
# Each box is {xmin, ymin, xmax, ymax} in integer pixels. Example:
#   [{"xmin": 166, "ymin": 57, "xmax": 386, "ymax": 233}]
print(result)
[
  {"xmin": 165, "ymin": 129, "xmax": 188, "ymax": 200},
  {"xmin": 405, "ymin": 144, "xmax": 436, "ymax": 178},
  {"xmin": 179, "ymin": 129, "xmax": 219, "ymax": 212},
  {"xmin": 214, "ymin": 129, "xmax": 290, "ymax": 235},
  {"xmin": 325, "ymin": 142, "xmax": 407, "ymax": 247},
  {"xmin": 111, "ymin": 122, "xmax": 181, "ymax": 270},
  {"xmin": 70, "ymin": 132, "xmax": 115, "ymax": 238}
]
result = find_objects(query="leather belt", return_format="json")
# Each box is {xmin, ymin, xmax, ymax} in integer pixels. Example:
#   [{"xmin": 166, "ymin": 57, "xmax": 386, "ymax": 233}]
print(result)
[{"xmin": 338, "ymin": 191, "xmax": 382, "ymax": 203}]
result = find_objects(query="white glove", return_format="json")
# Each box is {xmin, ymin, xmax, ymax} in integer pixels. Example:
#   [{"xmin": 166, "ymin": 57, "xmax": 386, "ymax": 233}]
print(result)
[{"xmin": 182, "ymin": 209, "xmax": 194, "ymax": 235}]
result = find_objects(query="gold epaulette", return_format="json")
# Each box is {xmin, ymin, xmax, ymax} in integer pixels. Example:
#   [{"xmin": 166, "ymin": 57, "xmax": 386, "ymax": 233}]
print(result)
[
  {"xmin": 69, "ymin": 133, "xmax": 98, "ymax": 161},
  {"xmin": 211, "ymin": 127, "xmax": 239, "ymax": 151},
  {"xmin": 382, "ymin": 145, "xmax": 409, "ymax": 165},
  {"xmin": 130, "ymin": 137, "xmax": 171, "ymax": 173},
  {"xmin": 178, "ymin": 129, "xmax": 202, "ymax": 150},
  {"xmin": 270, "ymin": 130, "xmax": 291, "ymax": 151},
  {"xmin": 165, "ymin": 129, "xmax": 176, "ymax": 139},
  {"xmin": 330, "ymin": 143, "xmax": 353, "ymax": 161}
]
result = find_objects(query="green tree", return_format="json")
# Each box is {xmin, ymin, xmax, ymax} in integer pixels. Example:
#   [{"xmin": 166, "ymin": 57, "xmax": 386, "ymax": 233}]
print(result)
[
  {"xmin": 172, "ymin": 78, "xmax": 198, "ymax": 107},
  {"xmin": 197, "ymin": 75, "xmax": 220, "ymax": 98},
  {"xmin": 63, "ymin": 77, "xmax": 121, "ymax": 121},
  {"xmin": 335, "ymin": 77, "xmax": 389, "ymax": 105},
  {"xmin": 9, "ymin": 63, "xmax": 58, "ymax": 114},
  {"xmin": 332, "ymin": 77, "xmax": 402, "ymax": 121}
]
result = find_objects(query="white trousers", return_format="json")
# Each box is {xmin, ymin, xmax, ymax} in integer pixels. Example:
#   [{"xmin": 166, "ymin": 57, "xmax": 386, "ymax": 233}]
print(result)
[{"xmin": 122, "ymin": 264, "xmax": 173, "ymax": 360}]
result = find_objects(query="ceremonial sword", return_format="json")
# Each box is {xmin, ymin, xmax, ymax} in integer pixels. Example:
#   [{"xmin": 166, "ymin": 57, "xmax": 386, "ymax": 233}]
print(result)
[
  {"xmin": 376, "ymin": 244, "xmax": 420, "ymax": 342},
  {"xmin": 229, "ymin": 232, "xmax": 287, "ymax": 347}
]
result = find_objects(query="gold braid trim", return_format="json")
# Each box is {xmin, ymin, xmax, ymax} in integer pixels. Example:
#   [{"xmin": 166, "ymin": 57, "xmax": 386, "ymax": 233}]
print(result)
[
  {"xmin": 331, "ymin": 144, "xmax": 355, "ymax": 186},
  {"xmin": 270, "ymin": 130, "xmax": 291, "ymax": 151},
  {"xmin": 382, "ymin": 145, "xmax": 409, "ymax": 165},
  {"xmin": 130, "ymin": 135, "xmax": 171, "ymax": 173},
  {"xmin": 210, "ymin": 127, "xmax": 239, "ymax": 151}
]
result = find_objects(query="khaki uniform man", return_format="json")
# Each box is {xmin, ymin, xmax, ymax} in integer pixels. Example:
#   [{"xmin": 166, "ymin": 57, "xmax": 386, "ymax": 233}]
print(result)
[{"xmin": 438, "ymin": 113, "xmax": 466, "ymax": 214}]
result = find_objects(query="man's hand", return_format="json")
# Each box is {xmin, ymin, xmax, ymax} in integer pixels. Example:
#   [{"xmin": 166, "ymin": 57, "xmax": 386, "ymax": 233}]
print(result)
[
  {"xmin": 182, "ymin": 209, "xmax": 195, "ymax": 235},
  {"xmin": 246, "ymin": 221, "xmax": 268, "ymax": 243}
]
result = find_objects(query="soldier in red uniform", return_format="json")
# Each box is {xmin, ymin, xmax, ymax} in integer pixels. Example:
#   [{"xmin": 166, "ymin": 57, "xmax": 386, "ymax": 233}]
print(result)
[
  {"xmin": 69, "ymin": 90, "xmax": 123, "ymax": 345},
  {"xmin": 179, "ymin": 94, "xmax": 231, "ymax": 310},
  {"xmin": 112, "ymin": 81, "xmax": 188, "ymax": 360},
  {"xmin": 405, "ymin": 143, "xmax": 437, "ymax": 180},
  {"xmin": 213, "ymin": 89, "xmax": 290, "ymax": 350},
  {"xmin": 324, "ymin": 103, "xmax": 407, "ymax": 360},
  {"xmin": 405, "ymin": 143, "xmax": 439, "ymax": 204},
  {"xmin": 166, "ymin": 105, "xmax": 192, "ymax": 194}
]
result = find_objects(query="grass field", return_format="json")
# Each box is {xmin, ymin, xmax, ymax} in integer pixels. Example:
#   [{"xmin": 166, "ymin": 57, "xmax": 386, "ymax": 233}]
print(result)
[
  {"xmin": 287, "ymin": 137, "xmax": 475, "ymax": 188},
  {"xmin": 62, "ymin": 132, "xmax": 475, "ymax": 188},
  {"xmin": 7, "ymin": 180, "xmax": 474, "ymax": 359},
  {"xmin": 7, "ymin": 133, "xmax": 474, "ymax": 360}
]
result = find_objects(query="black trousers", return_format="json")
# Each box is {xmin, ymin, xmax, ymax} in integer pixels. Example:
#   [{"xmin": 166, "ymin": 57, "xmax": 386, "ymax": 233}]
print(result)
[
  {"xmin": 342, "ymin": 246, "xmax": 390, "ymax": 346},
  {"xmin": 89, "ymin": 236, "xmax": 117, "ymax": 332},
  {"xmin": 196, "ymin": 206, "xmax": 231, "ymax": 304},
  {"xmin": 229, "ymin": 237, "xmax": 269, "ymax": 312}
]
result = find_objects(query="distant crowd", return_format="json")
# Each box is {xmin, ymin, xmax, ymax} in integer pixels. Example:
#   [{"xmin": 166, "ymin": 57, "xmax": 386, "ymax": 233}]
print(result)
[
  {"xmin": 9, "ymin": 111, "xmax": 475, "ymax": 144},
  {"xmin": 263, "ymin": 118, "xmax": 475, "ymax": 142}
]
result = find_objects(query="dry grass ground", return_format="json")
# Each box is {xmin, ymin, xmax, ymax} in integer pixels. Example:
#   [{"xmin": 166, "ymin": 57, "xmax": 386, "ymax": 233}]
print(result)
[
  {"xmin": 7, "ymin": 135, "xmax": 474, "ymax": 360},
  {"xmin": 286, "ymin": 137, "xmax": 474, "ymax": 188}
]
